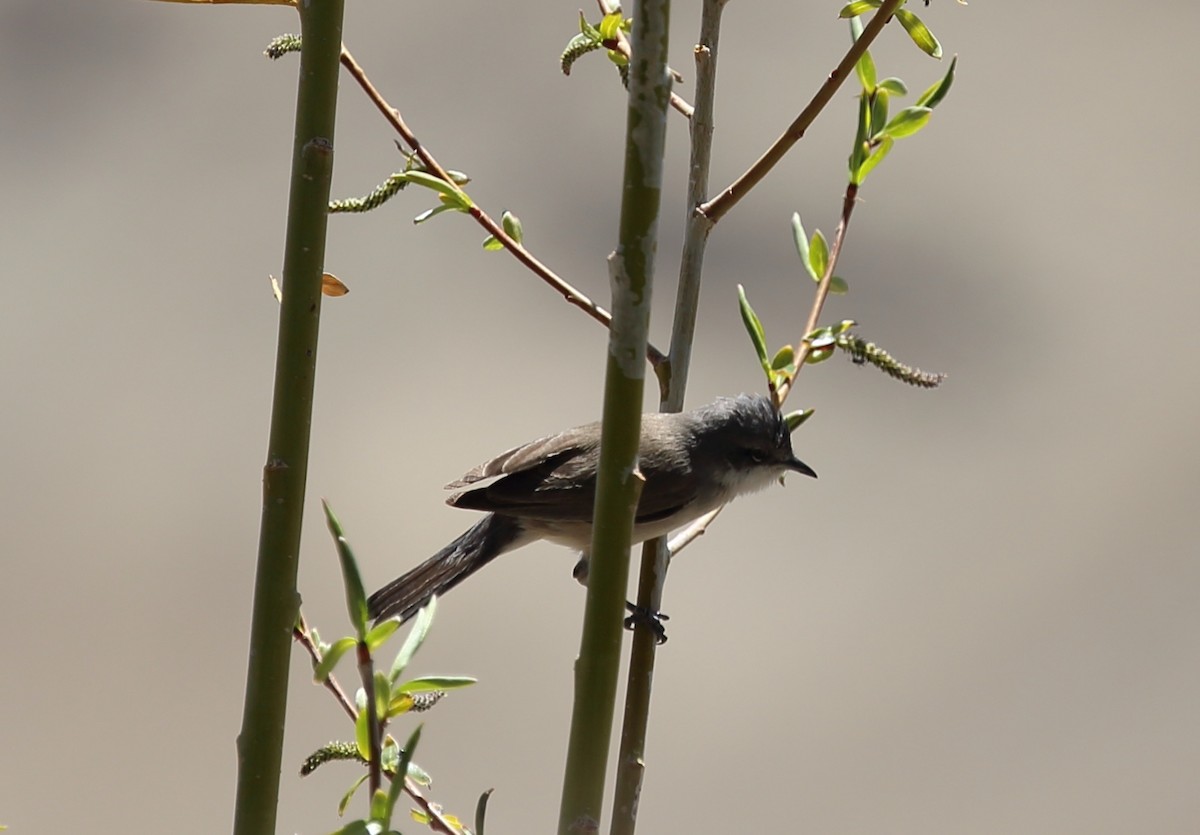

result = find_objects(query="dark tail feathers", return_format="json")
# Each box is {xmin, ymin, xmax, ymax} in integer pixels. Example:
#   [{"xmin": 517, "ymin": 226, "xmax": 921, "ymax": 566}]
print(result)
[{"xmin": 367, "ymin": 513, "xmax": 523, "ymax": 624}]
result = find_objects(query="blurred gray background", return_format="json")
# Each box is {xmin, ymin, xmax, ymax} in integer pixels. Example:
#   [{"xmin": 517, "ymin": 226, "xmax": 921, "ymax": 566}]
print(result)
[{"xmin": 2, "ymin": 1, "xmax": 1197, "ymax": 832}]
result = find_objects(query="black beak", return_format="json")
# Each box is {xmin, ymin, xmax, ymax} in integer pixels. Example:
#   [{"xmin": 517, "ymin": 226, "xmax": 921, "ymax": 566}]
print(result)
[{"xmin": 788, "ymin": 456, "xmax": 818, "ymax": 479}]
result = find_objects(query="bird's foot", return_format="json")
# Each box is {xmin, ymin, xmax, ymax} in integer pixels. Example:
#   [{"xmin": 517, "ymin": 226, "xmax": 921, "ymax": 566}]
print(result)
[{"xmin": 624, "ymin": 602, "xmax": 669, "ymax": 644}]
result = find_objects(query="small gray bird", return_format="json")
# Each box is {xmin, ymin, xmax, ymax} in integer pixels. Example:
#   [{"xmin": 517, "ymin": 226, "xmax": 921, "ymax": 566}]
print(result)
[{"xmin": 367, "ymin": 393, "xmax": 816, "ymax": 623}]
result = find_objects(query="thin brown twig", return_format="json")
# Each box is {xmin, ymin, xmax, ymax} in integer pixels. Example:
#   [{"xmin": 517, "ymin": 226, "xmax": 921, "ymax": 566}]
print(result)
[
  {"xmin": 775, "ymin": 180, "xmax": 859, "ymax": 405},
  {"xmin": 669, "ymin": 180, "xmax": 859, "ymax": 557},
  {"xmin": 337, "ymin": 45, "xmax": 667, "ymax": 371},
  {"xmin": 698, "ymin": 0, "xmax": 903, "ymax": 225},
  {"xmin": 291, "ymin": 618, "xmax": 460, "ymax": 835}
]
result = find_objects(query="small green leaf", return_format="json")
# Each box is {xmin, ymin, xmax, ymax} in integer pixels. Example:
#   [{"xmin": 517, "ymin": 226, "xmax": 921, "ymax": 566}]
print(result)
[
  {"xmin": 915, "ymin": 54, "xmax": 956, "ymax": 109},
  {"xmin": 878, "ymin": 76, "xmax": 908, "ymax": 96},
  {"xmin": 598, "ymin": 11, "xmax": 623, "ymax": 40},
  {"xmin": 374, "ymin": 670, "xmax": 391, "ymax": 720},
  {"xmin": 869, "ymin": 89, "xmax": 890, "ymax": 139},
  {"xmin": 385, "ymin": 726, "xmax": 421, "ymax": 824},
  {"xmin": 476, "ymin": 788, "xmax": 495, "ymax": 835},
  {"xmin": 370, "ymin": 788, "xmax": 389, "ymax": 823},
  {"xmin": 579, "ymin": 10, "xmax": 600, "ymax": 39},
  {"xmin": 895, "ymin": 8, "xmax": 943, "ymax": 58},
  {"xmin": 853, "ymin": 135, "xmax": 893, "ymax": 184},
  {"xmin": 808, "ymin": 231, "xmax": 829, "ymax": 281},
  {"xmin": 854, "ymin": 49, "xmax": 876, "ymax": 93},
  {"xmin": 770, "ymin": 345, "xmax": 796, "ymax": 373},
  {"xmin": 365, "ymin": 619, "xmax": 400, "ymax": 652},
  {"xmin": 403, "ymin": 171, "xmax": 473, "ymax": 208},
  {"xmin": 337, "ymin": 774, "xmax": 369, "ymax": 817},
  {"xmin": 314, "ymin": 636, "xmax": 356, "ymax": 683},
  {"xmin": 833, "ymin": 319, "xmax": 858, "ymax": 336},
  {"xmin": 791, "ymin": 213, "xmax": 818, "ymax": 282},
  {"xmin": 839, "ymin": 0, "xmax": 882, "ymax": 18},
  {"xmin": 807, "ymin": 347, "xmax": 835, "ymax": 364},
  {"xmin": 737, "ymin": 285, "xmax": 770, "ymax": 373},
  {"xmin": 354, "ymin": 704, "xmax": 371, "ymax": 762},
  {"xmin": 807, "ymin": 327, "xmax": 836, "ymax": 350},
  {"xmin": 390, "ymin": 597, "xmax": 437, "ymax": 684},
  {"xmin": 397, "ymin": 675, "xmax": 478, "ymax": 693},
  {"xmin": 482, "ymin": 234, "xmax": 504, "ymax": 250},
  {"xmin": 882, "ymin": 106, "xmax": 932, "ymax": 139},
  {"xmin": 850, "ymin": 94, "xmax": 871, "ymax": 174},
  {"xmin": 785, "ymin": 408, "xmax": 815, "ymax": 431},
  {"xmin": 324, "ymin": 501, "xmax": 369, "ymax": 636},
  {"xmin": 501, "ymin": 210, "xmax": 523, "ymax": 244},
  {"xmin": 413, "ymin": 202, "xmax": 461, "ymax": 225},
  {"xmin": 829, "ymin": 275, "xmax": 850, "ymax": 295}
]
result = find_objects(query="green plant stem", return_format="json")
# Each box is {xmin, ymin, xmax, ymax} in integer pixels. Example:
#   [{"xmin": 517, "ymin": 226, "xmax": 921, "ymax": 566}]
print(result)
[
  {"xmin": 610, "ymin": 2, "xmax": 727, "ymax": 833},
  {"xmin": 557, "ymin": 0, "xmax": 672, "ymax": 831},
  {"xmin": 698, "ymin": 0, "xmax": 903, "ymax": 224},
  {"xmin": 231, "ymin": 2, "xmax": 344, "ymax": 834}
]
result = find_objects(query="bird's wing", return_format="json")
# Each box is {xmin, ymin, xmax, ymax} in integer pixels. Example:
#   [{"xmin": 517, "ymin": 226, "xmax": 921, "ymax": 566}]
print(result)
[{"xmin": 447, "ymin": 423, "xmax": 701, "ymax": 523}]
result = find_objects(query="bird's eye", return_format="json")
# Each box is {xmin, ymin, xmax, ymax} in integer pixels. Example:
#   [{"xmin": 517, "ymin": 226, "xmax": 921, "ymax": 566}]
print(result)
[{"xmin": 748, "ymin": 449, "xmax": 767, "ymax": 464}]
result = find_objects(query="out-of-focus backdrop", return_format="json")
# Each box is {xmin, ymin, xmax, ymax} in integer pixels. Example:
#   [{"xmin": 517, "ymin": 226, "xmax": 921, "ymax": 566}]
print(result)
[{"xmin": 2, "ymin": 1, "xmax": 1197, "ymax": 832}]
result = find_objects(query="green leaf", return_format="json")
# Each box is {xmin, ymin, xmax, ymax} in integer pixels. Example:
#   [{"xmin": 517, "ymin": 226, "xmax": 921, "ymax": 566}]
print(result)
[
  {"xmin": 869, "ymin": 89, "xmax": 890, "ymax": 139},
  {"xmin": 374, "ymin": 670, "xmax": 391, "ymax": 721},
  {"xmin": 364, "ymin": 619, "xmax": 401, "ymax": 652},
  {"xmin": 770, "ymin": 345, "xmax": 796, "ymax": 374},
  {"xmin": 501, "ymin": 210, "xmax": 523, "ymax": 244},
  {"xmin": 482, "ymin": 234, "xmax": 504, "ymax": 250},
  {"xmin": 598, "ymin": 11, "xmax": 623, "ymax": 40},
  {"xmin": 791, "ymin": 213, "xmax": 818, "ymax": 282},
  {"xmin": 853, "ymin": 135, "xmax": 893, "ymax": 185},
  {"xmin": 829, "ymin": 275, "xmax": 850, "ymax": 295},
  {"xmin": 389, "ymin": 597, "xmax": 437, "ymax": 684},
  {"xmin": 476, "ymin": 788, "xmax": 495, "ymax": 835},
  {"xmin": 839, "ymin": 0, "xmax": 882, "ymax": 18},
  {"xmin": 833, "ymin": 319, "xmax": 858, "ymax": 336},
  {"xmin": 413, "ymin": 202, "xmax": 461, "ymax": 225},
  {"xmin": 882, "ymin": 106, "xmax": 932, "ymax": 139},
  {"xmin": 369, "ymin": 788, "xmax": 389, "ymax": 823},
  {"xmin": 579, "ymin": 10, "xmax": 600, "ymax": 39},
  {"xmin": 314, "ymin": 636, "xmax": 356, "ymax": 683},
  {"xmin": 785, "ymin": 408, "xmax": 815, "ymax": 431},
  {"xmin": 329, "ymin": 818, "xmax": 376, "ymax": 835},
  {"xmin": 397, "ymin": 675, "xmax": 478, "ymax": 693},
  {"xmin": 384, "ymin": 725, "xmax": 422, "ymax": 826},
  {"xmin": 877, "ymin": 76, "xmax": 908, "ymax": 96},
  {"xmin": 324, "ymin": 501, "xmax": 369, "ymax": 636},
  {"xmin": 854, "ymin": 48, "xmax": 876, "ymax": 93},
  {"xmin": 808, "ymin": 231, "xmax": 829, "ymax": 281},
  {"xmin": 807, "ymin": 347, "xmax": 835, "ymax": 364},
  {"xmin": 354, "ymin": 703, "xmax": 371, "ymax": 762},
  {"xmin": 337, "ymin": 774, "xmax": 369, "ymax": 817},
  {"xmin": 850, "ymin": 94, "xmax": 871, "ymax": 175},
  {"xmin": 895, "ymin": 8, "xmax": 943, "ymax": 58},
  {"xmin": 403, "ymin": 171, "xmax": 473, "ymax": 208},
  {"xmin": 915, "ymin": 54, "xmax": 956, "ymax": 109},
  {"xmin": 737, "ymin": 285, "xmax": 770, "ymax": 373}
]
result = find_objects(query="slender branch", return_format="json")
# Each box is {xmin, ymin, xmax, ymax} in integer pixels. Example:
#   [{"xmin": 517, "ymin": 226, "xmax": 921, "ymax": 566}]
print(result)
[
  {"xmin": 292, "ymin": 619, "xmax": 460, "ymax": 835},
  {"xmin": 667, "ymin": 504, "xmax": 723, "ymax": 555},
  {"xmin": 337, "ymin": 45, "xmax": 667, "ymax": 370},
  {"xmin": 775, "ymin": 180, "xmax": 859, "ymax": 404},
  {"xmin": 610, "ymin": 2, "xmax": 727, "ymax": 833},
  {"xmin": 233, "ymin": 4, "xmax": 343, "ymax": 834},
  {"xmin": 698, "ymin": 0, "xmax": 903, "ymax": 224},
  {"xmin": 666, "ymin": 179, "xmax": 861, "ymax": 558},
  {"xmin": 295, "ymin": 619, "xmax": 357, "ymax": 719},
  {"xmin": 356, "ymin": 641, "xmax": 382, "ymax": 795},
  {"xmin": 559, "ymin": 0, "xmax": 672, "ymax": 828}
]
